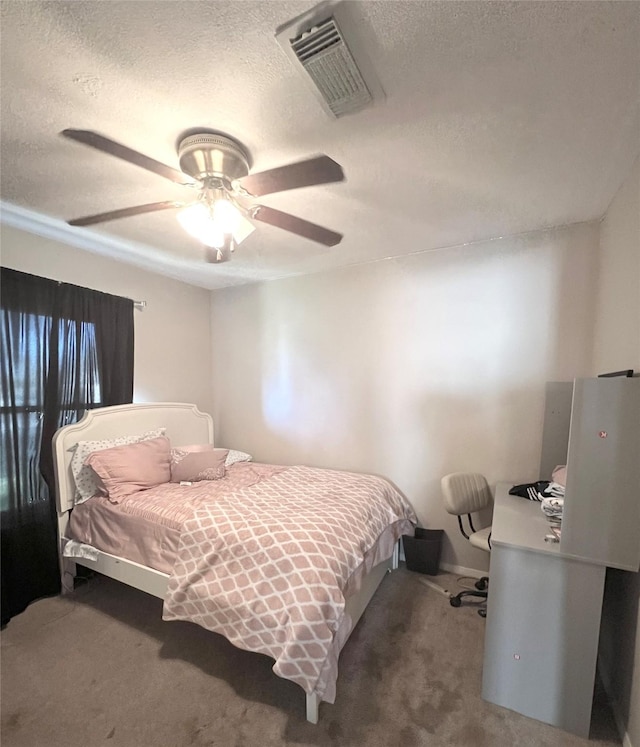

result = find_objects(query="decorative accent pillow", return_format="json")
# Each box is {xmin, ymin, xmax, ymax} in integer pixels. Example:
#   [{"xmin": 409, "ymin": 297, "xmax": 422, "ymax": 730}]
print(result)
[
  {"xmin": 168, "ymin": 442, "xmax": 214, "ymax": 471},
  {"xmin": 225, "ymin": 449, "xmax": 253, "ymax": 467},
  {"xmin": 85, "ymin": 436, "xmax": 171, "ymax": 503},
  {"xmin": 171, "ymin": 443, "xmax": 215, "ymax": 456},
  {"xmin": 71, "ymin": 428, "xmax": 166, "ymax": 503},
  {"xmin": 170, "ymin": 447, "xmax": 229, "ymax": 483}
]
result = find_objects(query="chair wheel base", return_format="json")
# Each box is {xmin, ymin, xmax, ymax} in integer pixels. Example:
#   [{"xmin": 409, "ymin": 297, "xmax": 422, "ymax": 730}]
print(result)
[{"xmin": 450, "ymin": 588, "xmax": 488, "ymax": 610}]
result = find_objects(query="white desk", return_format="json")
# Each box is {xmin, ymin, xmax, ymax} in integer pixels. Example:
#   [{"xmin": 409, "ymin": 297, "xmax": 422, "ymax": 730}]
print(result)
[{"xmin": 482, "ymin": 483, "xmax": 606, "ymax": 738}]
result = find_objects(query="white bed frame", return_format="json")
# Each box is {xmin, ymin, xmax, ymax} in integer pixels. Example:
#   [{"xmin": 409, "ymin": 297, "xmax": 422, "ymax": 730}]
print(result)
[{"xmin": 53, "ymin": 402, "xmax": 398, "ymax": 724}]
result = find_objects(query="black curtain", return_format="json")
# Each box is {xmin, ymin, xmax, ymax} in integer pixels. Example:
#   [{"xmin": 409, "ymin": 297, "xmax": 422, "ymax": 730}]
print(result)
[{"xmin": 0, "ymin": 268, "xmax": 134, "ymax": 624}]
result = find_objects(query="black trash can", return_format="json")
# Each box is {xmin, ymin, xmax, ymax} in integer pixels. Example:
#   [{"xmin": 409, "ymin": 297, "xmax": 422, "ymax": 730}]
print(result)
[{"xmin": 402, "ymin": 528, "xmax": 444, "ymax": 575}]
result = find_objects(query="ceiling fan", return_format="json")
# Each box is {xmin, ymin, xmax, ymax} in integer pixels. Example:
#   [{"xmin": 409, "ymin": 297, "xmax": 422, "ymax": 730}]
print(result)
[{"xmin": 61, "ymin": 129, "xmax": 345, "ymax": 262}]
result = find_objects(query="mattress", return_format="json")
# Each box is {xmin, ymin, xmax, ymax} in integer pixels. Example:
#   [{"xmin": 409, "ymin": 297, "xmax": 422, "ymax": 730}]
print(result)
[{"xmin": 68, "ymin": 462, "xmax": 285, "ymax": 574}]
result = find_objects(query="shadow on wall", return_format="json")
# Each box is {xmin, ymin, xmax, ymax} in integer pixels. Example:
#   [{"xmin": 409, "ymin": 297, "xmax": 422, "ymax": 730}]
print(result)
[
  {"xmin": 258, "ymin": 329, "xmax": 380, "ymax": 471},
  {"xmin": 247, "ymin": 278, "xmax": 384, "ymax": 471},
  {"xmin": 403, "ymin": 385, "xmax": 547, "ymax": 570}
]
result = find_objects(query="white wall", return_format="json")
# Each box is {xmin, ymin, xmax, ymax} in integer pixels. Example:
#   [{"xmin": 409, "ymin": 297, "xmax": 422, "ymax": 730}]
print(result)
[
  {"xmin": 211, "ymin": 221, "xmax": 600, "ymax": 573},
  {"xmin": 0, "ymin": 224, "xmax": 213, "ymax": 414},
  {"xmin": 593, "ymin": 157, "xmax": 640, "ymax": 373},
  {"xmin": 593, "ymin": 156, "xmax": 640, "ymax": 747}
]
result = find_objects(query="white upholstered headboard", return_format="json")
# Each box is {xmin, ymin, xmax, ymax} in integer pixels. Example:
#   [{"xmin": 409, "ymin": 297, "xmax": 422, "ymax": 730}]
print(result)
[{"xmin": 53, "ymin": 402, "xmax": 214, "ymax": 514}]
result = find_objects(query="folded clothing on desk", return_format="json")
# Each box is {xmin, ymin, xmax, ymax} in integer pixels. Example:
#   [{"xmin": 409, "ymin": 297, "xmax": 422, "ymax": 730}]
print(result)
[{"xmin": 541, "ymin": 496, "xmax": 564, "ymax": 523}]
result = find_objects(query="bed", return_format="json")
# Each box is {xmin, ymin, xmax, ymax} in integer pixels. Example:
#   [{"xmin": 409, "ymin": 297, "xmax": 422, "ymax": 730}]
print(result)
[{"xmin": 53, "ymin": 402, "xmax": 416, "ymax": 723}]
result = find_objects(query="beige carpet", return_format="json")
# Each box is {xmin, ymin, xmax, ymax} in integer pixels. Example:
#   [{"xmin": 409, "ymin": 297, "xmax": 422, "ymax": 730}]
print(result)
[{"xmin": 1, "ymin": 567, "xmax": 620, "ymax": 747}]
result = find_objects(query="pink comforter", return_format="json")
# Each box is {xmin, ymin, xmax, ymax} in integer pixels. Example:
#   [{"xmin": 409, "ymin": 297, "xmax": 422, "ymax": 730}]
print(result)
[{"xmin": 162, "ymin": 465, "xmax": 416, "ymax": 701}]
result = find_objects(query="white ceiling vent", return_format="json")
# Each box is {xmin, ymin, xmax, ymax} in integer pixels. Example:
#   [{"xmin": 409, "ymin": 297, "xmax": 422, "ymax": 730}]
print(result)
[
  {"xmin": 290, "ymin": 18, "xmax": 371, "ymax": 117},
  {"xmin": 276, "ymin": 2, "xmax": 384, "ymax": 118}
]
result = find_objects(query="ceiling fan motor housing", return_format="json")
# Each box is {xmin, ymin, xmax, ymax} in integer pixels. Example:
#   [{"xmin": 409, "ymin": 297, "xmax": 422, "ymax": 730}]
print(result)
[{"xmin": 178, "ymin": 133, "xmax": 250, "ymax": 182}]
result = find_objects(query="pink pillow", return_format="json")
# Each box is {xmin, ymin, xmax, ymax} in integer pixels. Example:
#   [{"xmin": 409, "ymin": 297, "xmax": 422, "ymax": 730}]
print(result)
[
  {"xmin": 170, "ymin": 447, "xmax": 228, "ymax": 483},
  {"xmin": 85, "ymin": 436, "xmax": 171, "ymax": 503},
  {"xmin": 172, "ymin": 443, "xmax": 215, "ymax": 455}
]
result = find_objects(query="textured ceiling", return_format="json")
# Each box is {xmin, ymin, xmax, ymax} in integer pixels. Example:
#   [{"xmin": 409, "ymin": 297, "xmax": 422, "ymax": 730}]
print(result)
[{"xmin": 1, "ymin": 0, "xmax": 639, "ymax": 290}]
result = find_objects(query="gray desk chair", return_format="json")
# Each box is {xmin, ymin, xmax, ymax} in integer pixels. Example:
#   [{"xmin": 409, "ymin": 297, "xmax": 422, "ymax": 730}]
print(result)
[{"xmin": 441, "ymin": 472, "xmax": 492, "ymax": 616}]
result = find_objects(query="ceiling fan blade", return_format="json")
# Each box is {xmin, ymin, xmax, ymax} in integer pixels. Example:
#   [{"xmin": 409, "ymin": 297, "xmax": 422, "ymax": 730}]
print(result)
[
  {"xmin": 251, "ymin": 205, "xmax": 342, "ymax": 246},
  {"xmin": 67, "ymin": 201, "xmax": 183, "ymax": 227},
  {"xmin": 239, "ymin": 155, "xmax": 344, "ymax": 197},
  {"xmin": 61, "ymin": 129, "xmax": 199, "ymax": 187}
]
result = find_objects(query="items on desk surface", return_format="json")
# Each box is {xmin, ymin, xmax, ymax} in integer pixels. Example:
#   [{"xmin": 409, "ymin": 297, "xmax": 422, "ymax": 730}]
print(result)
[
  {"xmin": 541, "ymin": 496, "xmax": 563, "ymax": 523},
  {"xmin": 508, "ymin": 480, "xmax": 565, "ymax": 502},
  {"xmin": 509, "ymin": 481, "xmax": 548, "ymax": 501},
  {"xmin": 509, "ymin": 464, "xmax": 566, "ymax": 523},
  {"xmin": 550, "ymin": 464, "xmax": 567, "ymax": 487}
]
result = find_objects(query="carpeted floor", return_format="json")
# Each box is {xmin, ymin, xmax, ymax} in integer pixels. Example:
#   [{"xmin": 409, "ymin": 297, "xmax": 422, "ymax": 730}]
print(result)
[{"xmin": 1, "ymin": 567, "xmax": 621, "ymax": 747}]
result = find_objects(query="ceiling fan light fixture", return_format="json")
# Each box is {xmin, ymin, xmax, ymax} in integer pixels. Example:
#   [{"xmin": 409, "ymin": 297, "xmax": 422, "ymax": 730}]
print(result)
[
  {"xmin": 177, "ymin": 203, "xmax": 225, "ymax": 248},
  {"xmin": 213, "ymin": 197, "xmax": 243, "ymax": 234},
  {"xmin": 206, "ymin": 246, "xmax": 231, "ymax": 264},
  {"xmin": 229, "ymin": 211, "xmax": 257, "ymax": 245},
  {"xmin": 177, "ymin": 198, "xmax": 256, "ymax": 249},
  {"xmin": 177, "ymin": 133, "xmax": 250, "ymax": 182}
]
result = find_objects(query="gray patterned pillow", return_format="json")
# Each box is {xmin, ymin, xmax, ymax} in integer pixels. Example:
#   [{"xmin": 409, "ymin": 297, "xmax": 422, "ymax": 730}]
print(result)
[
  {"xmin": 70, "ymin": 428, "xmax": 165, "ymax": 503},
  {"xmin": 170, "ymin": 448, "xmax": 229, "ymax": 483},
  {"xmin": 225, "ymin": 449, "xmax": 253, "ymax": 466}
]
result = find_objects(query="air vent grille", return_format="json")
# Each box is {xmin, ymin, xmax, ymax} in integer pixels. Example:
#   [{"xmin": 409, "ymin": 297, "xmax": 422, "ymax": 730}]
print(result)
[{"xmin": 290, "ymin": 17, "xmax": 372, "ymax": 117}]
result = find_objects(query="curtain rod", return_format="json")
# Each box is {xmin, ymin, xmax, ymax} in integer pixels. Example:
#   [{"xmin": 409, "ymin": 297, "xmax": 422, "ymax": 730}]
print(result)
[{"xmin": 51, "ymin": 280, "xmax": 146, "ymax": 311}]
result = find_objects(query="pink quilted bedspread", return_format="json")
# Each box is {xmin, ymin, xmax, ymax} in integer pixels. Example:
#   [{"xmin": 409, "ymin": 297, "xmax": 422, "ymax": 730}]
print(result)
[{"xmin": 162, "ymin": 465, "xmax": 416, "ymax": 701}]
